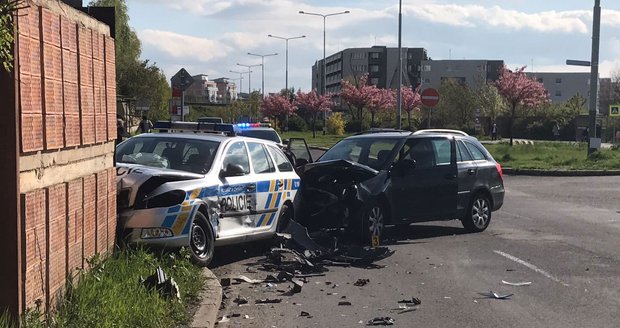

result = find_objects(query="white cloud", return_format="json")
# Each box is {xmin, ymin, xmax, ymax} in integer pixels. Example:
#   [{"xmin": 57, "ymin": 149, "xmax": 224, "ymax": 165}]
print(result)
[
  {"xmin": 401, "ymin": 4, "xmax": 591, "ymax": 33},
  {"xmin": 138, "ymin": 30, "xmax": 232, "ymax": 62}
]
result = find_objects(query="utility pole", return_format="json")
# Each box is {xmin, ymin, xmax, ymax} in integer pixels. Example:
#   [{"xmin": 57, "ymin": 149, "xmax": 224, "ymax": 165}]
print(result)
[{"xmin": 588, "ymin": 0, "xmax": 601, "ymax": 156}]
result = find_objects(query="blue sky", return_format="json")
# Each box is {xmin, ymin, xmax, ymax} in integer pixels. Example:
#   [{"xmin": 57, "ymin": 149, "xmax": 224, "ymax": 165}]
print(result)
[{"xmin": 126, "ymin": 0, "xmax": 620, "ymax": 93}]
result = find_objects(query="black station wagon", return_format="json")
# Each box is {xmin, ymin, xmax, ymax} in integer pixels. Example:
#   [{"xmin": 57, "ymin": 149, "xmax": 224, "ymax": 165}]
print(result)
[{"xmin": 294, "ymin": 129, "xmax": 505, "ymax": 242}]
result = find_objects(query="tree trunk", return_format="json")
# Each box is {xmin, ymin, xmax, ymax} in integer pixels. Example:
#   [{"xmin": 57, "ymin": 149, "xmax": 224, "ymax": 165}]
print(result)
[
  {"xmin": 407, "ymin": 111, "xmax": 412, "ymax": 130},
  {"xmin": 371, "ymin": 112, "xmax": 375, "ymax": 128},
  {"xmin": 312, "ymin": 113, "xmax": 316, "ymax": 139},
  {"xmin": 509, "ymin": 103, "xmax": 516, "ymax": 146}
]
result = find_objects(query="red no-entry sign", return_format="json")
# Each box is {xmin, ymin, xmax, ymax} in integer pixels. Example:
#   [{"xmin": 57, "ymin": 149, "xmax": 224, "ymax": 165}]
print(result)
[{"xmin": 421, "ymin": 88, "xmax": 440, "ymax": 107}]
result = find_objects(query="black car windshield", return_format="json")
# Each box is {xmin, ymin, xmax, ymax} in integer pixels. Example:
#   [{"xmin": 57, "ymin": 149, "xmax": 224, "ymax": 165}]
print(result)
[
  {"xmin": 319, "ymin": 138, "xmax": 401, "ymax": 170},
  {"xmin": 237, "ymin": 129, "xmax": 281, "ymax": 144},
  {"xmin": 115, "ymin": 137, "xmax": 220, "ymax": 174}
]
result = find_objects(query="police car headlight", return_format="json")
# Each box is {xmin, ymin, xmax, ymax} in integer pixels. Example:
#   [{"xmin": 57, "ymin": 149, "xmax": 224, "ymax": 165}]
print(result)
[
  {"xmin": 141, "ymin": 228, "xmax": 173, "ymax": 239},
  {"xmin": 144, "ymin": 190, "xmax": 186, "ymax": 209}
]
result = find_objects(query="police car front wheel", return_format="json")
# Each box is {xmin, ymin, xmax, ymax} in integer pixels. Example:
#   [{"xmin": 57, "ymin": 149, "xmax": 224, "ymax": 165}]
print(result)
[{"xmin": 189, "ymin": 211, "xmax": 215, "ymax": 267}]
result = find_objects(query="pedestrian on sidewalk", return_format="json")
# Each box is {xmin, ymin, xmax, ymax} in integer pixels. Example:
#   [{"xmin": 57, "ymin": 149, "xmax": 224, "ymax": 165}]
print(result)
[
  {"xmin": 116, "ymin": 119, "xmax": 128, "ymax": 146},
  {"xmin": 491, "ymin": 123, "xmax": 498, "ymax": 141},
  {"xmin": 139, "ymin": 115, "xmax": 153, "ymax": 134},
  {"xmin": 552, "ymin": 122, "xmax": 560, "ymax": 141}
]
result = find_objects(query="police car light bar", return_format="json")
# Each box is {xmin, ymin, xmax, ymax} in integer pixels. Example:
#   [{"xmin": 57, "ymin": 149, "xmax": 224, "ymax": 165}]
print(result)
[
  {"xmin": 235, "ymin": 123, "xmax": 271, "ymax": 129},
  {"xmin": 153, "ymin": 121, "xmax": 235, "ymax": 135}
]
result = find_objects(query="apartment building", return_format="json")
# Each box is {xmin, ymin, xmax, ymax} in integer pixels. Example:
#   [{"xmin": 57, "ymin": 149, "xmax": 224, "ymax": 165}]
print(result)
[
  {"xmin": 185, "ymin": 75, "xmax": 237, "ymax": 104},
  {"xmin": 419, "ymin": 59, "xmax": 504, "ymax": 90},
  {"xmin": 526, "ymin": 72, "xmax": 592, "ymax": 108}
]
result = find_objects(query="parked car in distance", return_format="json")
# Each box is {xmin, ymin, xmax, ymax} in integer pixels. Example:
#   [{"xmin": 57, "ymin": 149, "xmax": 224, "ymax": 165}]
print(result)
[
  {"xmin": 115, "ymin": 121, "xmax": 301, "ymax": 266},
  {"xmin": 294, "ymin": 129, "xmax": 505, "ymax": 243}
]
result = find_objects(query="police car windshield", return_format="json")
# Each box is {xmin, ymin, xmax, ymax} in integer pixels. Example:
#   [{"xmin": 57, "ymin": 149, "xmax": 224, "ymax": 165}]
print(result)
[
  {"xmin": 237, "ymin": 129, "xmax": 281, "ymax": 144},
  {"xmin": 115, "ymin": 137, "xmax": 220, "ymax": 174},
  {"xmin": 319, "ymin": 138, "xmax": 401, "ymax": 170}
]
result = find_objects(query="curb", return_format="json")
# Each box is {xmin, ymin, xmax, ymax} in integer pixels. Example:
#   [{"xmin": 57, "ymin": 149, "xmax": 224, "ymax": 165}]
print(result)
[
  {"xmin": 503, "ymin": 168, "xmax": 620, "ymax": 176},
  {"xmin": 190, "ymin": 268, "xmax": 222, "ymax": 328}
]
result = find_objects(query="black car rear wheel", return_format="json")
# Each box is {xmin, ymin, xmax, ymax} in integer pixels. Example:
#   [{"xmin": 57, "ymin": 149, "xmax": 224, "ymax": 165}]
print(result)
[
  {"xmin": 461, "ymin": 193, "xmax": 491, "ymax": 232},
  {"xmin": 189, "ymin": 211, "xmax": 215, "ymax": 267}
]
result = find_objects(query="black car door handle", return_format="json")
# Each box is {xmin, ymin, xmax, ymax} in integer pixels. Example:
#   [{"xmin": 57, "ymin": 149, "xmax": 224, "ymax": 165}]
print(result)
[
  {"xmin": 444, "ymin": 173, "xmax": 457, "ymax": 180},
  {"xmin": 246, "ymin": 184, "xmax": 256, "ymax": 192},
  {"xmin": 467, "ymin": 168, "xmax": 476, "ymax": 175}
]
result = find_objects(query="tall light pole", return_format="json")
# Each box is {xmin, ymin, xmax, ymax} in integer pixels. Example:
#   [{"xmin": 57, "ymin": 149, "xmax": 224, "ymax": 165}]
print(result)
[
  {"xmin": 236, "ymin": 63, "xmax": 262, "ymax": 96},
  {"xmin": 268, "ymin": 34, "xmax": 306, "ymax": 131},
  {"xmin": 565, "ymin": 0, "xmax": 601, "ymax": 156},
  {"xmin": 397, "ymin": 0, "xmax": 403, "ymax": 130},
  {"xmin": 300, "ymin": 9, "xmax": 350, "ymax": 135},
  {"xmin": 248, "ymin": 52, "xmax": 278, "ymax": 99},
  {"xmin": 229, "ymin": 70, "xmax": 250, "ymax": 98}
]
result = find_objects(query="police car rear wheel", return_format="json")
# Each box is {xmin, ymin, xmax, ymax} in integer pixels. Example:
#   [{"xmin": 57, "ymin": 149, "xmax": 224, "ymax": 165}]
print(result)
[
  {"xmin": 190, "ymin": 211, "xmax": 215, "ymax": 267},
  {"xmin": 276, "ymin": 204, "xmax": 293, "ymax": 233}
]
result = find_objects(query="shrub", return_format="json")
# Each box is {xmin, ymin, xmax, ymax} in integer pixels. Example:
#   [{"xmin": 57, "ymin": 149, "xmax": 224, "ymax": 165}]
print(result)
[
  {"xmin": 326, "ymin": 112, "xmax": 346, "ymax": 135},
  {"xmin": 286, "ymin": 114, "xmax": 308, "ymax": 132},
  {"xmin": 345, "ymin": 119, "xmax": 370, "ymax": 133}
]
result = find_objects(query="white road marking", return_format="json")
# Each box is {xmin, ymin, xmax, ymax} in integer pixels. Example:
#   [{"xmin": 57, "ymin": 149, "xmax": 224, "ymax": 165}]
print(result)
[{"xmin": 493, "ymin": 250, "xmax": 569, "ymax": 286}]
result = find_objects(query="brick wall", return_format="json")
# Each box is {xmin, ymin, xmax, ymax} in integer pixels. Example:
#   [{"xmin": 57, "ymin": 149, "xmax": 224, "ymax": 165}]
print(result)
[{"xmin": 16, "ymin": 0, "xmax": 117, "ymax": 313}]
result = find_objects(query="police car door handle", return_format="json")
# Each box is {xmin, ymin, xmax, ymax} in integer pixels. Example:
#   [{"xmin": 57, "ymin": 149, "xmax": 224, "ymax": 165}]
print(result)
[
  {"xmin": 246, "ymin": 184, "xmax": 256, "ymax": 192},
  {"xmin": 275, "ymin": 181, "xmax": 283, "ymax": 190}
]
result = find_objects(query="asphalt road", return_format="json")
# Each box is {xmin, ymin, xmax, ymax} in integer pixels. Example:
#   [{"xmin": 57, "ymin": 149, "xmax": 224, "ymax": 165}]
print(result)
[{"xmin": 211, "ymin": 175, "xmax": 620, "ymax": 327}]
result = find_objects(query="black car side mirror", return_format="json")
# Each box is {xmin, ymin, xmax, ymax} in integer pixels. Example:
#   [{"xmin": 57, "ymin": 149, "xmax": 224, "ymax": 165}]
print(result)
[{"xmin": 220, "ymin": 163, "xmax": 246, "ymax": 178}]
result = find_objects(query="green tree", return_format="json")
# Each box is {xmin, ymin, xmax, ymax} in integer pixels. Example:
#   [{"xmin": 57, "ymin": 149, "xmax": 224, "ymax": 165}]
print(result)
[
  {"xmin": 434, "ymin": 78, "xmax": 477, "ymax": 130},
  {"xmin": 475, "ymin": 83, "xmax": 506, "ymax": 124},
  {"xmin": 0, "ymin": 1, "xmax": 24, "ymax": 72},
  {"xmin": 89, "ymin": 0, "xmax": 170, "ymax": 120}
]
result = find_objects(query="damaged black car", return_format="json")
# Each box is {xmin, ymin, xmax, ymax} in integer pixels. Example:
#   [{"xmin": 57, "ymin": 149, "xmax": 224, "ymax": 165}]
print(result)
[{"xmin": 294, "ymin": 130, "xmax": 505, "ymax": 242}]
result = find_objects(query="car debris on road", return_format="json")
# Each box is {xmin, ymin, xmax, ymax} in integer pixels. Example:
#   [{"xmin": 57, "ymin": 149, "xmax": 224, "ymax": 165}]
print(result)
[
  {"xmin": 501, "ymin": 280, "xmax": 532, "ymax": 286},
  {"xmin": 479, "ymin": 291, "xmax": 514, "ymax": 300},
  {"xmin": 367, "ymin": 317, "xmax": 395, "ymax": 326}
]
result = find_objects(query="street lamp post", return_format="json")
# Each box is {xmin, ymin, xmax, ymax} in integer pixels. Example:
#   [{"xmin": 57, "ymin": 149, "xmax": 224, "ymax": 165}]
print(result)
[
  {"xmin": 248, "ymin": 52, "xmax": 278, "ymax": 99},
  {"xmin": 229, "ymin": 70, "xmax": 250, "ymax": 98},
  {"xmin": 299, "ymin": 9, "xmax": 350, "ymax": 135},
  {"xmin": 268, "ymin": 34, "xmax": 306, "ymax": 130},
  {"xmin": 236, "ymin": 63, "xmax": 262, "ymax": 96}
]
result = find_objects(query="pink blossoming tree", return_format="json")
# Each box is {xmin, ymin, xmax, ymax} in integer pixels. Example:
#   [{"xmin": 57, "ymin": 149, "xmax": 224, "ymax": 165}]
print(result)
[
  {"xmin": 260, "ymin": 95, "xmax": 297, "ymax": 130},
  {"xmin": 401, "ymin": 85, "xmax": 423, "ymax": 129},
  {"xmin": 495, "ymin": 65, "xmax": 549, "ymax": 146},
  {"xmin": 340, "ymin": 74, "xmax": 373, "ymax": 121},
  {"xmin": 295, "ymin": 90, "xmax": 334, "ymax": 138},
  {"xmin": 366, "ymin": 87, "xmax": 396, "ymax": 127}
]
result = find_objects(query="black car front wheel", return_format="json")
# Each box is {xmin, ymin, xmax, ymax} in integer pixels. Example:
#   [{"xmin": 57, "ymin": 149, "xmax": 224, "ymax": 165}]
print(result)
[
  {"xmin": 361, "ymin": 201, "xmax": 386, "ymax": 245},
  {"xmin": 189, "ymin": 211, "xmax": 215, "ymax": 267},
  {"xmin": 461, "ymin": 193, "xmax": 491, "ymax": 232}
]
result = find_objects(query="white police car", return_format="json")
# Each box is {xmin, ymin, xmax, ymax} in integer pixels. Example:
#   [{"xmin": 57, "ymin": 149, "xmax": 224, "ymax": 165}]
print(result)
[
  {"xmin": 234, "ymin": 123, "xmax": 283, "ymax": 146},
  {"xmin": 115, "ymin": 121, "xmax": 301, "ymax": 266}
]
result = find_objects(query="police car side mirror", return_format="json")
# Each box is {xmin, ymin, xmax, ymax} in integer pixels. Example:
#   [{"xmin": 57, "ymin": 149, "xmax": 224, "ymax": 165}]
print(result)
[{"xmin": 220, "ymin": 163, "xmax": 246, "ymax": 178}]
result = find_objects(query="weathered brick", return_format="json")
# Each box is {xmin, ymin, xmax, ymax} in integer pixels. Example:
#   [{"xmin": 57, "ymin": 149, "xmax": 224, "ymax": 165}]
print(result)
[
  {"xmin": 17, "ymin": 5, "xmax": 40, "ymax": 39},
  {"xmin": 45, "ymin": 114, "xmax": 64, "ymax": 150},
  {"xmin": 41, "ymin": 9, "xmax": 60, "ymax": 46},
  {"xmin": 80, "ymin": 83, "xmax": 94, "ymax": 114},
  {"xmin": 46, "ymin": 184, "xmax": 67, "ymax": 308},
  {"xmin": 83, "ymin": 175, "xmax": 96, "ymax": 265},
  {"xmin": 29, "ymin": 37, "xmax": 42, "ymax": 77},
  {"xmin": 95, "ymin": 113, "xmax": 107, "ymax": 144},
  {"xmin": 20, "ymin": 74, "xmax": 43, "ymax": 114},
  {"xmin": 104, "ymin": 36, "xmax": 114, "ymax": 63},
  {"xmin": 21, "ymin": 113, "xmax": 44, "ymax": 153},
  {"xmin": 104, "ymin": 60, "xmax": 115, "ymax": 86},
  {"xmin": 108, "ymin": 113, "xmax": 117, "ymax": 141},
  {"xmin": 63, "ymin": 81, "xmax": 79, "ymax": 114},
  {"xmin": 107, "ymin": 168, "xmax": 117, "ymax": 251},
  {"xmin": 77, "ymin": 27, "xmax": 92, "ymax": 57},
  {"xmin": 43, "ymin": 43, "xmax": 62, "ymax": 81},
  {"xmin": 60, "ymin": 16, "xmax": 77, "ymax": 52},
  {"xmin": 92, "ymin": 32, "xmax": 104, "ymax": 61},
  {"xmin": 96, "ymin": 171, "xmax": 108, "ymax": 254},
  {"xmin": 18, "ymin": 34, "xmax": 31, "ymax": 75},
  {"xmin": 79, "ymin": 55, "xmax": 93, "ymax": 87},
  {"xmin": 93, "ymin": 59, "xmax": 105, "ymax": 89},
  {"xmin": 64, "ymin": 114, "xmax": 81, "ymax": 147},
  {"xmin": 106, "ymin": 86, "xmax": 116, "ymax": 115},
  {"xmin": 67, "ymin": 178, "xmax": 83, "ymax": 274},
  {"xmin": 81, "ymin": 114, "xmax": 95, "ymax": 145},
  {"xmin": 93, "ymin": 86, "xmax": 102, "ymax": 115},
  {"xmin": 22, "ymin": 189, "xmax": 47, "ymax": 311},
  {"xmin": 44, "ymin": 78, "xmax": 63, "ymax": 114},
  {"xmin": 62, "ymin": 49, "xmax": 78, "ymax": 83}
]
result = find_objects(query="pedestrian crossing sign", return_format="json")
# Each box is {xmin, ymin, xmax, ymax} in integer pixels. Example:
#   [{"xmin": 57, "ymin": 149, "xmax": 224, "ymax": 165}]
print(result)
[{"xmin": 611, "ymin": 105, "xmax": 620, "ymax": 117}]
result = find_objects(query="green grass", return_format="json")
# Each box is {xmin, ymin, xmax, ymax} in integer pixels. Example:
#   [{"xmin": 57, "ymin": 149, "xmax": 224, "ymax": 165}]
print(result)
[
  {"xmin": 4, "ymin": 247, "xmax": 205, "ymax": 328},
  {"xmin": 484, "ymin": 142, "xmax": 620, "ymax": 170},
  {"xmin": 281, "ymin": 131, "xmax": 352, "ymax": 148}
]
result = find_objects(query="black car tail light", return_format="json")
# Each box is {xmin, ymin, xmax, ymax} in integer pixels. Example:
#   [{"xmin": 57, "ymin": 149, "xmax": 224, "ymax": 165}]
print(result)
[{"xmin": 496, "ymin": 163, "xmax": 503, "ymax": 181}]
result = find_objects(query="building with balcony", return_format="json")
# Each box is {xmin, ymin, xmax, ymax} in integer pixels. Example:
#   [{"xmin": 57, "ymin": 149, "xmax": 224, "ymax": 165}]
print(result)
[{"xmin": 184, "ymin": 74, "xmax": 237, "ymax": 104}]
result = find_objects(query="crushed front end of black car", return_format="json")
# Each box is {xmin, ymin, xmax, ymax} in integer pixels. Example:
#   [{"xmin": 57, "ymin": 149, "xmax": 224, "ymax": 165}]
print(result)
[{"xmin": 294, "ymin": 159, "xmax": 389, "ymax": 232}]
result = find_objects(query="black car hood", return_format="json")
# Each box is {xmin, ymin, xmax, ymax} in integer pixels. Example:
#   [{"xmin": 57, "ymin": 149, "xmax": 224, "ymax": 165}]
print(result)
[{"xmin": 301, "ymin": 159, "xmax": 379, "ymax": 185}]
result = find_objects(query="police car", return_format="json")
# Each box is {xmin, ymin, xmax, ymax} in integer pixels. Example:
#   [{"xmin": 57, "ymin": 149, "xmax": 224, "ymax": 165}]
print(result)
[
  {"xmin": 115, "ymin": 121, "xmax": 302, "ymax": 266},
  {"xmin": 234, "ymin": 122, "xmax": 283, "ymax": 146}
]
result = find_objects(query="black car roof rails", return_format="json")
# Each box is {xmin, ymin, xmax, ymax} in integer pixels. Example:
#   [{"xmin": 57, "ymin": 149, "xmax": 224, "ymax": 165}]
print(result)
[{"xmin": 354, "ymin": 128, "xmax": 411, "ymax": 136}]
